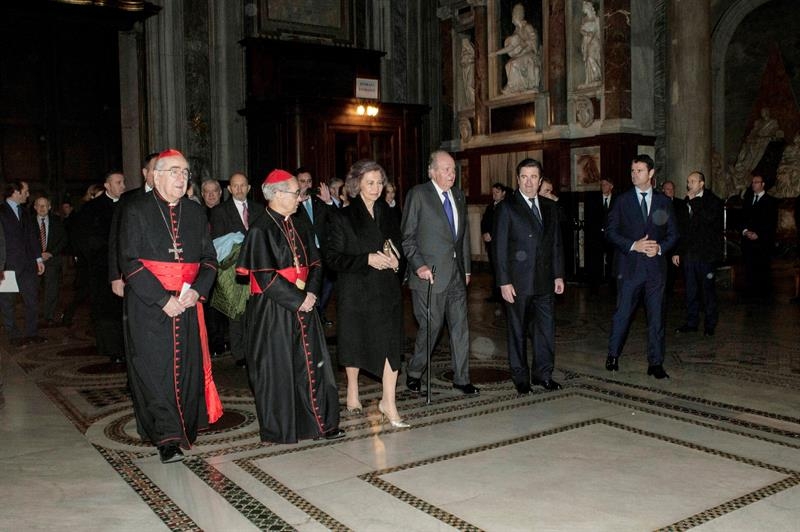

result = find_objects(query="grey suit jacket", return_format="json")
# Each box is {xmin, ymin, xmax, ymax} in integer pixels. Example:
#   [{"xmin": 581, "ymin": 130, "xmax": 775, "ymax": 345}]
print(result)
[{"xmin": 401, "ymin": 180, "xmax": 471, "ymax": 294}]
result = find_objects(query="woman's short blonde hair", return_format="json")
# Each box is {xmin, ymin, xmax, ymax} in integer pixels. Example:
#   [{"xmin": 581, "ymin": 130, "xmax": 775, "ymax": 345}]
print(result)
[{"xmin": 345, "ymin": 159, "xmax": 387, "ymax": 198}]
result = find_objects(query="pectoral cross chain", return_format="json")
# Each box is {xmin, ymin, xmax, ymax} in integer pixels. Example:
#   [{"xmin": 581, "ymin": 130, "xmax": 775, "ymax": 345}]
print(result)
[{"xmin": 168, "ymin": 244, "xmax": 183, "ymax": 260}]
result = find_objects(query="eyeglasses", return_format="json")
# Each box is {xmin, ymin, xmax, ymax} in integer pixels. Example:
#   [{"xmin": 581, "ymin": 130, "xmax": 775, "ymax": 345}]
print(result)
[
  {"xmin": 278, "ymin": 189, "xmax": 302, "ymax": 197},
  {"xmin": 156, "ymin": 167, "xmax": 192, "ymax": 180}
]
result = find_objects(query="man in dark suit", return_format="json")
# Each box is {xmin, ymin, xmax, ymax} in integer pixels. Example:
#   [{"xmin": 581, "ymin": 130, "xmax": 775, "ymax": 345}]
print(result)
[
  {"xmin": 672, "ymin": 171, "xmax": 724, "ymax": 336},
  {"xmin": 75, "ymin": 171, "xmax": 126, "ymax": 362},
  {"xmin": 33, "ymin": 196, "xmax": 68, "ymax": 326},
  {"xmin": 109, "ymin": 152, "xmax": 158, "ymax": 298},
  {"xmin": 401, "ymin": 150, "xmax": 478, "ymax": 395},
  {"xmin": 481, "ymin": 182, "xmax": 507, "ymax": 302},
  {"xmin": 0, "ymin": 180, "xmax": 46, "ymax": 346},
  {"xmin": 493, "ymin": 159, "xmax": 565, "ymax": 394},
  {"xmin": 584, "ymin": 178, "xmax": 615, "ymax": 293},
  {"xmin": 740, "ymin": 172, "xmax": 779, "ymax": 302},
  {"xmin": 605, "ymin": 154, "xmax": 679, "ymax": 379},
  {"xmin": 293, "ymin": 167, "xmax": 337, "ymax": 325},
  {"xmin": 210, "ymin": 172, "xmax": 263, "ymax": 366}
]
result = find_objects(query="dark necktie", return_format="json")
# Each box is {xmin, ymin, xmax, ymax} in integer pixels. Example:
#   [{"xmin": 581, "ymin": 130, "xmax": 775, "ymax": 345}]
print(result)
[
  {"xmin": 603, "ymin": 196, "xmax": 609, "ymax": 210},
  {"xmin": 39, "ymin": 218, "xmax": 47, "ymax": 251},
  {"xmin": 442, "ymin": 191, "xmax": 456, "ymax": 240},
  {"xmin": 16, "ymin": 204, "xmax": 23, "ymax": 220},
  {"xmin": 242, "ymin": 202, "xmax": 249, "ymax": 229},
  {"xmin": 640, "ymin": 192, "xmax": 648, "ymax": 222},
  {"xmin": 753, "ymin": 194, "xmax": 759, "ymax": 206},
  {"xmin": 530, "ymin": 198, "xmax": 542, "ymax": 224}
]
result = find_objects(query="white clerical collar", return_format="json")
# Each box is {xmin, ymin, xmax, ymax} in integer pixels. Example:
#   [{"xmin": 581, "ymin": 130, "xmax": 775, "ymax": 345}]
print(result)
[
  {"xmin": 106, "ymin": 192, "xmax": 120, "ymax": 203},
  {"xmin": 145, "ymin": 184, "xmax": 153, "ymax": 193},
  {"xmin": 696, "ymin": 190, "xmax": 704, "ymax": 198}
]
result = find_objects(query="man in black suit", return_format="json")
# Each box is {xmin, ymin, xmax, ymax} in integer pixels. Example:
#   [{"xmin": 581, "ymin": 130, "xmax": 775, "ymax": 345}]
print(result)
[
  {"xmin": 401, "ymin": 150, "xmax": 478, "ymax": 395},
  {"xmin": 210, "ymin": 172, "xmax": 263, "ymax": 366},
  {"xmin": 109, "ymin": 152, "xmax": 158, "ymax": 298},
  {"xmin": 672, "ymin": 171, "xmax": 724, "ymax": 335},
  {"xmin": 740, "ymin": 172, "xmax": 779, "ymax": 302},
  {"xmin": 585, "ymin": 178, "xmax": 615, "ymax": 293},
  {"xmin": 605, "ymin": 154, "xmax": 679, "ymax": 379},
  {"xmin": 292, "ymin": 167, "xmax": 336, "ymax": 324},
  {"xmin": 0, "ymin": 180, "xmax": 46, "ymax": 346},
  {"xmin": 75, "ymin": 171, "xmax": 126, "ymax": 362},
  {"xmin": 481, "ymin": 182, "xmax": 507, "ymax": 302},
  {"xmin": 493, "ymin": 159, "xmax": 565, "ymax": 394},
  {"xmin": 33, "ymin": 196, "xmax": 68, "ymax": 326}
]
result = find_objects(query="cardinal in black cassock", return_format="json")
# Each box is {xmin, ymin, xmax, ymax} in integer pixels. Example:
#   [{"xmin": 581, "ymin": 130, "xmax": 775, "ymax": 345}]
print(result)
[
  {"xmin": 236, "ymin": 169, "xmax": 344, "ymax": 444},
  {"xmin": 119, "ymin": 149, "xmax": 222, "ymax": 463}
]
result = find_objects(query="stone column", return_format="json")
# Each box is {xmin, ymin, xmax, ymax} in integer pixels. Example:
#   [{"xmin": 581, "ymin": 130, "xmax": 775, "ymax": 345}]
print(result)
[
  {"xmin": 666, "ymin": 0, "xmax": 711, "ymax": 191},
  {"xmin": 604, "ymin": 0, "xmax": 632, "ymax": 120},
  {"xmin": 547, "ymin": 0, "xmax": 567, "ymax": 125},
  {"xmin": 473, "ymin": 3, "xmax": 489, "ymax": 135},
  {"xmin": 119, "ymin": 27, "xmax": 144, "ymax": 188}
]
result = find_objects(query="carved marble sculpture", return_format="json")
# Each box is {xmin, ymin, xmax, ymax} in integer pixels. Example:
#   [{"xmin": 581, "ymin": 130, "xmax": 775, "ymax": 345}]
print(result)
[
  {"xmin": 774, "ymin": 133, "xmax": 800, "ymax": 198},
  {"xmin": 493, "ymin": 3, "xmax": 541, "ymax": 94},
  {"xmin": 460, "ymin": 38, "xmax": 475, "ymax": 108},
  {"xmin": 731, "ymin": 107, "xmax": 782, "ymax": 189},
  {"xmin": 579, "ymin": 1, "xmax": 602, "ymax": 88}
]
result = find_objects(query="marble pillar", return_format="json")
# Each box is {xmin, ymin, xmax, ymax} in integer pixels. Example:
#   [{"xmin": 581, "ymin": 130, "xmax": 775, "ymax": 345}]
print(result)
[
  {"xmin": 474, "ymin": 4, "xmax": 489, "ymax": 136},
  {"xmin": 604, "ymin": 0, "xmax": 632, "ymax": 120},
  {"xmin": 548, "ymin": 0, "xmax": 567, "ymax": 125},
  {"xmin": 118, "ymin": 27, "xmax": 144, "ymax": 189},
  {"xmin": 667, "ymin": 0, "xmax": 710, "ymax": 192},
  {"xmin": 183, "ymin": 0, "xmax": 212, "ymax": 182}
]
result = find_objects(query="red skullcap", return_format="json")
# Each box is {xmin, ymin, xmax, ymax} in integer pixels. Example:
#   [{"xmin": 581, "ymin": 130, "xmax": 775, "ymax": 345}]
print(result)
[
  {"xmin": 264, "ymin": 169, "xmax": 294, "ymax": 186},
  {"xmin": 157, "ymin": 148, "xmax": 184, "ymax": 160}
]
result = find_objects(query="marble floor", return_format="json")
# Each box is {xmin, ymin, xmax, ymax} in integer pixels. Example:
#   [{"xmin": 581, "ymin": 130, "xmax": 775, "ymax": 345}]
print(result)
[{"xmin": 1, "ymin": 264, "xmax": 798, "ymax": 531}]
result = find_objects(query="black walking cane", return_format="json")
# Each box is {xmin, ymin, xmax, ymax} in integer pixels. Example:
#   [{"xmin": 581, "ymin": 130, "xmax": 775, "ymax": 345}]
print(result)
[{"xmin": 426, "ymin": 265, "xmax": 436, "ymax": 405}]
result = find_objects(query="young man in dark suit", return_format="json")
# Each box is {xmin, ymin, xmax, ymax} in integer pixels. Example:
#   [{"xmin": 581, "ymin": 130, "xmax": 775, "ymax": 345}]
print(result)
[
  {"xmin": 605, "ymin": 154, "xmax": 679, "ymax": 379},
  {"xmin": 0, "ymin": 180, "xmax": 46, "ymax": 346},
  {"xmin": 740, "ymin": 172, "xmax": 779, "ymax": 302},
  {"xmin": 33, "ymin": 196, "xmax": 68, "ymax": 326},
  {"xmin": 493, "ymin": 158, "xmax": 565, "ymax": 394},
  {"xmin": 672, "ymin": 171, "xmax": 724, "ymax": 336},
  {"xmin": 210, "ymin": 172, "xmax": 263, "ymax": 366}
]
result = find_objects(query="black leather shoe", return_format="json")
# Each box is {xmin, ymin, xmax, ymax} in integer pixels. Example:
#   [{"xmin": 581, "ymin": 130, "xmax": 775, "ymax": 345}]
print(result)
[
  {"xmin": 158, "ymin": 444, "xmax": 184, "ymax": 464},
  {"xmin": 605, "ymin": 356, "xmax": 619, "ymax": 371},
  {"xmin": 453, "ymin": 383, "xmax": 480, "ymax": 395},
  {"xmin": 703, "ymin": 327, "xmax": 715, "ymax": 337},
  {"xmin": 406, "ymin": 376, "xmax": 421, "ymax": 393},
  {"xmin": 323, "ymin": 428, "xmax": 346, "ymax": 440},
  {"xmin": 675, "ymin": 325, "xmax": 698, "ymax": 333},
  {"xmin": 515, "ymin": 382, "xmax": 531, "ymax": 395},
  {"xmin": 647, "ymin": 364, "xmax": 670, "ymax": 379},
  {"xmin": 532, "ymin": 378, "xmax": 562, "ymax": 391}
]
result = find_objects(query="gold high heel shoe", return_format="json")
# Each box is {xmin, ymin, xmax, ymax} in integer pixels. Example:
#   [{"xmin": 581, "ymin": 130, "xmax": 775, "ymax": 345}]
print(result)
[
  {"xmin": 346, "ymin": 401, "xmax": 363, "ymax": 415},
  {"xmin": 378, "ymin": 401, "xmax": 410, "ymax": 428}
]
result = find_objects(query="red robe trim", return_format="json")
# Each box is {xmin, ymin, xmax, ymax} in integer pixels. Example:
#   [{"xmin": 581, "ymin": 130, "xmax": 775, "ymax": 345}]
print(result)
[
  {"xmin": 140, "ymin": 259, "xmax": 223, "ymax": 424},
  {"xmin": 235, "ymin": 265, "xmax": 309, "ymax": 295}
]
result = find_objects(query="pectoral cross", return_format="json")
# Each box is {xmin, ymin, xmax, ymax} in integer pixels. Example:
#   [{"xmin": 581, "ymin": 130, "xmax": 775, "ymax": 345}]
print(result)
[{"xmin": 168, "ymin": 245, "xmax": 183, "ymax": 260}]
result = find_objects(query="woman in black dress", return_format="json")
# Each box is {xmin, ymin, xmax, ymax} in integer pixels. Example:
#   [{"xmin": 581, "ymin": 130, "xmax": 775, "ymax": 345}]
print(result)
[{"xmin": 326, "ymin": 160, "xmax": 408, "ymax": 427}]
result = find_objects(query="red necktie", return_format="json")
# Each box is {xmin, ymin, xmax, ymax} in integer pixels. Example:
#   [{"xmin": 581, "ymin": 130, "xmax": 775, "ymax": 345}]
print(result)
[{"xmin": 39, "ymin": 218, "xmax": 47, "ymax": 251}]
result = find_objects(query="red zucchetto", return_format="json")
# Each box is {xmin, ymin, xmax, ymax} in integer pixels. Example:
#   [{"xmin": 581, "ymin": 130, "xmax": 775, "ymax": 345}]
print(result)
[
  {"xmin": 157, "ymin": 148, "xmax": 184, "ymax": 160},
  {"xmin": 264, "ymin": 169, "xmax": 293, "ymax": 185}
]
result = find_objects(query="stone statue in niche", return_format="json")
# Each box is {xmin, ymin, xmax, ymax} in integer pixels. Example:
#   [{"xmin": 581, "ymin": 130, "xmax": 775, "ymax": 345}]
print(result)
[
  {"xmin": 459, "ymin": 117, "xmax": 473, "ymax": 143},
  {"xmin": 460, "ymin": 38, "xmax": 476, "ymax": 108},
  {"xmin": 774, "ymin": 133, "xmax": 800, "ymax": 198},
  {"xmin": 731, "ymin": 107, "xmax": 782, "ymax": 188},
  {"xmin": 575, "ymin": 96, "xmax": 595, "ymax": 127},
  {"xmin": 578, "ymin": 1, "xmax": 602, "ymax": 88},
  {"xmin": 492, "ymin": 3, "xmax": 541, "ymax": 94}
]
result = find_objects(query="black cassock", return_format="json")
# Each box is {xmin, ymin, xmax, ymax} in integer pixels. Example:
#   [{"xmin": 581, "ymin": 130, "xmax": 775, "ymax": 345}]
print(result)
[
  {"xmin": 119, "ymin": 192, "xmax": 220, "ymax": 449},
  {"xmin": 236, "ymin": 208, "xmax": 340, "ymax": 443}
]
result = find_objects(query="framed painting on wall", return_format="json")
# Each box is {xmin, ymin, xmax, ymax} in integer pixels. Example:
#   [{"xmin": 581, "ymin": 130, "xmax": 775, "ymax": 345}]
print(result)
[{"xmin": 571, "ymin": 146, "xmax": 601, "ymax": 191}]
